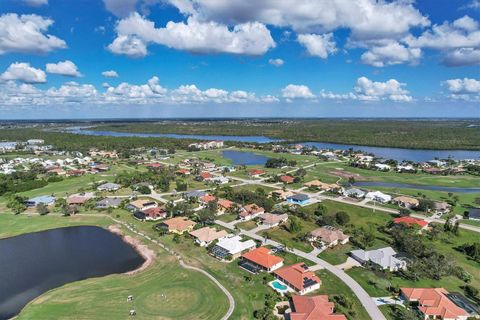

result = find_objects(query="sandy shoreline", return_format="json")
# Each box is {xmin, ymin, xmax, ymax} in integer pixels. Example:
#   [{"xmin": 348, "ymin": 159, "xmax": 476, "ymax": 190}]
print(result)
[{"xmin": 108, "ymin": 224, "xmax": 156, "ymax": 275}]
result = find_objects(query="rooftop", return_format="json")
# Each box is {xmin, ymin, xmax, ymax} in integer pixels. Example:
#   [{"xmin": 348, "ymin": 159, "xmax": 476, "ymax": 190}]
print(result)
[{"xmin": 241, "ymin": 247, "xmax": 283, "ymax": 269}]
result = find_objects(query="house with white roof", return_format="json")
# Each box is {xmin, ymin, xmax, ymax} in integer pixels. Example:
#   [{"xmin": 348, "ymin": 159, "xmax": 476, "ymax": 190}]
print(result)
[
  {"xmin": 365, "ymin": 191, "xmax": 392, "ymax": 203},
  {"xmin": 350, "ymin": 247, "xmax": 407, "ymax": 271},
  {"xmin": 210, "ymin": 235, "xmax": 256, "ymax": 260}
]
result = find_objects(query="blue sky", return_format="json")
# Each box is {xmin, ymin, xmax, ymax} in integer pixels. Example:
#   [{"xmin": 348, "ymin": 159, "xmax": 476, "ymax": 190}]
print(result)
[{"xmin": 0, "ymin": 0, "xmax": 479, "ymax": 119}]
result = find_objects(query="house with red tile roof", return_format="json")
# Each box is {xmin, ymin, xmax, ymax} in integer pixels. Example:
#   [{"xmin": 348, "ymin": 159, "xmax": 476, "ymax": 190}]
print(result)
[
  {"xmin": 199, "ymin": 171, "xmax": 213, "ymax": 180},
  {"xmin": 239, "ymin": 204, "xmax": 265, "ymax": 221},
  {"xmin": 288, "ymin": 295, "xmax": 347, "ymax": 320},
  {"xmin": 249, "ymin": 169, "xmax": 265, "ymax": 177},
  {"xmin": 142, "ymin": 207, "xmax": 167, "ymax": 221},
  {"xmin": 200, "ymin": 194, "xmax": 216, "ymax": 205},
  {"xmin": 279, "ymin": 175, "xmax": 295, "ymax": 184},
  {"xmin": 401, "ymin": 288, "xmax": 468, "ymax": 320},
  {"xmin": 217, "ymin": 199, "xmax": 236, "ymax": 214},
  {"xmin": 273, "ymin": 263, "xmax": 321, "ymax": 295},
  {"xmin": 241, "ymin": 247, "xmax": 284, "ymax": 272},
  {"xmin": 175, "ymin": 168, "xmax": 191, "ymax": 175},
  {"xmin": 393, "ymin": 216, "xmax": 429, "ymax": 230}
]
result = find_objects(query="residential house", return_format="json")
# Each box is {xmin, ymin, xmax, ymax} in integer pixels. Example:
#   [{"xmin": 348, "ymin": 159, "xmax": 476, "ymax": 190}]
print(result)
[
  {"xmin": 240, "ymin": 247, "xmax": 284, "ymax": 273},
  {"xmin": 67, "ymin": 192, "xmax": 95, "ymax": 206},
  {"xmin": 269, "ymin": 189, "xmax": 295, "ymax": 200},
  {"xmin": 288, "ymin": 295, "xmax": 347, "ymax": 320},
  {"xmin": 374, "ymin": 163, "xmax": 391, "ymax": 171},
  {"xmin": 433, "ymin": 201, "xmax": 451, "ymax": 214},
  {"xmin": 127, "ymin": 199, "xmax": 158, "ymax": 211},
  {"xmin": 343, "ymin": 188, "xmax": 366, "ymax": 199},
  {"xmin": 210, "ymin": 176, "xmax": 229, "ymax": 184},
  {"xmin": 467, "ymin": 208, "xmax": 480, "ymax": 221},
  {"xmin": 198, "ymin": 171, "xmax": 213, "ymax": 181},
  {"xmin": 161, "ymin": 217, "xmax": 196, "ymax": 234},
  {"xmin": 183, "ymin": 190, "xmax": 207, "ymax": 200},
  {"xmin": 365, "ymin": 191, "xmax": 392, "ymax": 203},
  {"xmin": 239, "ymin": 204, "xmax": 265, "ymax": 221},
  {"xmin": 397, "ymin": 164, "xmax": 416, "ymax": 173},
  {"xmin": 393, "ymin": 216, "xmax": 429, "ymax": 230},
  {"xmin": 258, "ymin": 212, "xmax": 289, "ymax": 228},
  {"xmin": 175, "ymin": 169, "xmax": 191, "ymax": 175},
  {"xmin": 210, "ymin": 235, "xmax": 256, "ymax": 260},
  {"xmin": 428, "ymin": 160, "xmax": 447, "ymax": 167},
  {"xmin": 273, "ymin": 263, "xmax": 321, "ymax": 295},
  {"xmin": 95, "ymin": 197, "xmax": 122, "ymax": 209},
  {"xmin": 350, "ymin": 247, "xmax": 407, "ymax": 271},
  {"xmin": 279, "ymin": 175, "xmax": 295, "ymax": 184},
  {"xmin": 304, "ymin": 180, "xmax": 339, "ymax": 192},
  {"xmin": 97, "ymin": 182, "xmax": 121, "ymax": 192},
  {"xmin": 286, "ymin": 194, "xmax": 310, "ymax": 206},
  {"xmin": 25, "ymin": 195, "xmax": 56, "ymax": 207},
  {"xmin": 393, "ymin": 196, "xmax": 419, "ymax": 209},
  {"xmin": 199, "ymin": 194, "xmax": 217, "ymax": 205},
  {"xmin": 217, "ymin": 199, "xmax": 236, "ymax": 214},
  {"xmin": 401, "ymin": 288, "xmax": 468, "ymax": 320},
  {"xmin": 142, "ymin": 207, "xmax": 167, "ymax": 221},
  {"xmin": 309, "ymin": 227, "xmax": 349, "ymax": 248},
  {"xmin": 249, "ymin": 169, "xmax": 265, "ymax": 177},
  {"xmin": 189, "ymin": 226, "xmax": 228, "ymax": 247}
]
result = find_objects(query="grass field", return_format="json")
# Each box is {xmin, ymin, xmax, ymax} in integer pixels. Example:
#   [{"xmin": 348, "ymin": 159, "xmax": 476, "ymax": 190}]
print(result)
[{"xmin": 0, "ymin": 213, "xmax": 230, "ymax": 320}]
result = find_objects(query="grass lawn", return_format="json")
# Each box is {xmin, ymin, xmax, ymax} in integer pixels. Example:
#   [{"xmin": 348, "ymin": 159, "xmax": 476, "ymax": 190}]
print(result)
[
  {"xmin": 317, "ymin": 244, "xmax": 353, "ymax": 265},
  {"xmin": 216, "ymin": 213, "xmax": 238, "ymax": 223},
  {"xmin": 236, "ymin": 220, "xmax": 258, "ymax": 231},
  {"xmin": 379, "ymin": 304, "xmax": 406, "ymax": 320},
  {"xmin": 316, "ymin": 269, "xmax": 370, "ymax": 320},
  {"xmin": 19, "ymin": 251, "xmax": 228, "ymax": 320}
]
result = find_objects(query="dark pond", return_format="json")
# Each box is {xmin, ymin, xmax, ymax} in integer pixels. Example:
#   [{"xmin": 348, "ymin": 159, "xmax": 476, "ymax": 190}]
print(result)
[
  {"xmin": 222, "ymin": 150, "xmax": 269, "ymax": 165},
  {"xmin": 0, "ymin": 226, "xmax": 144, "ymax": 320},
  {"xmin": 354, "ymin": 181, "xmax": 480, "ymax": 193}
]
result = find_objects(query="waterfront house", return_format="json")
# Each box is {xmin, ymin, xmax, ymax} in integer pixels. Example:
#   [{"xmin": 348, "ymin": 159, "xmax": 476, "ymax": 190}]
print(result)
[
  {"xmin": 365, "ymin": 191, "xmax": 392, "ymax": 203},
  {"xmin": 401, "ymin": 288, "xmax": 468, "ymax": 320},
  {"xmin": 127, "ymin": 199, "xmax": 158, "ymax": 211},
  {"xmin": 343, "ymin": 188, "xmax": 366, "ymax": 199},
  {"xmin": 249, "ymin": 169, "xmax": 265, "ymax": 177},
  {"xmin": 240, "ymin": 247, "xmax": 284, "ymax": 273},
  {"xmin": 95, "ymin": 197, "xmax": 122, "ymax": 209},
  {"xmin": 432, "ymin": 201, "xmax": 451, "ymax": 214},
  {"xmin": 304, "ymin": 180, "xmax": 340, "ymax": 192},
  {"xmin": 393, "ymin": 196, "xmax": 419, "ymax": 209},
  {"xmin": 189, "ymin": 227, "xmax": 228, "ymax": 247},
  {"xmin": 142, "ymin": 207, "xmax": 167, "ymax": 221},
  {"xmin": 350, "ymin": 247, "xmax": 407, "ymax": 271},
  {"xmin": 374, "ymin": 163, "xmax": 391, "ymax": 171},
  {"xmin": 273, "ymin": 263, "xmax": 321, "ymax": 295},
  {"xmin": 286, "ymin": 194, "xmax": 310, "ymax": 206},
  {"xmin": 25, "ymin": 195, "xmax": 56, "ymax": 207},
  {"xmin": 210, "ymin": 235, "xmax": 256, "ymax": 260},
  {"xmin": 288, "ymin": 295, "xmax": 347, "ymax": 320},
  {"xmin": 467, "ymin": 208, "xmax": 480, "ymax": 221},
  {"xmin": 161, "ymin": 217, "xmax": 196, "ymax": 234},
  {"xmin": 67, "ymin": 192, "xmax": 95, "ymax": 206}
]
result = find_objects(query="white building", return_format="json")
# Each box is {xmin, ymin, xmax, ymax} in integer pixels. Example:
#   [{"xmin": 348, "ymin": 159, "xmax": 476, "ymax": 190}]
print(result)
[
  {"xmin": 365, "ymin": 191, "xmax": 392, "ymax": 203},
  {"xmin": 350, "ymin": 247, "xmax": 407, "ymax": 271}
]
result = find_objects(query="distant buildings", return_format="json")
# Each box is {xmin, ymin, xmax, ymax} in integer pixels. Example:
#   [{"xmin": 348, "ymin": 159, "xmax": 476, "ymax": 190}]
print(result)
[{"xmin": 188, "ymin": 140, "xmax": 224, "ymax": 150}]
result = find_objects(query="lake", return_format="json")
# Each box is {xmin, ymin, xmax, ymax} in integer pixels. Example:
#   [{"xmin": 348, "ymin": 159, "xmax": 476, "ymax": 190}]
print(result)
[
  {"xmin": 0, "ymin": 226, "xmax": 144, "ymax": 320},
  {"xmin": 222, "ymin": 150, "xmax": 269, "ymax": 165},
  {"xmin": 64, "ymin": 128, "xmax": 479, "ymax": 162},
  {"xmin": 354, "ymin": 181, "xmax": 480, "ymax": 193}
]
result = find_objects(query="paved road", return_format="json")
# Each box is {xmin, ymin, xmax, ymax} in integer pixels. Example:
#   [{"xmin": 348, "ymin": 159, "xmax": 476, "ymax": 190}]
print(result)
[{"xmin": 216, "ymin": 220, "xmax": 387, "ymax": 320}]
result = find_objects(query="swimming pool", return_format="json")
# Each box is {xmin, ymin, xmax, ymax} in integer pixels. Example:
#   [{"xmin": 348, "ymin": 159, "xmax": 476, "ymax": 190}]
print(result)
[{"xmin": 271, "ymin": 280, "xmax": 288, "ymax": 291}]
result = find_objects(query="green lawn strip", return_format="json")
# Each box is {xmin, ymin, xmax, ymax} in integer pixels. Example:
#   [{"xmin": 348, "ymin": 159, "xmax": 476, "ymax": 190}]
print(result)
[
  {"xmin": 315, "ymin": 269, "xmax": 370, "ymax": 320},
  {"xmin": 317, "ymin": 244, "xmax": 353, "ymax": 265},
  {"xmin": 237, "ymin": 220, "xmax": 258, "ymax": 231},
  {"xmin": 379, "ymin": 304, "xmax": 407, "ymax": 320},
  {"xmin": 216, "ymin": 213, "xmax": 238, "ymax": 223}
]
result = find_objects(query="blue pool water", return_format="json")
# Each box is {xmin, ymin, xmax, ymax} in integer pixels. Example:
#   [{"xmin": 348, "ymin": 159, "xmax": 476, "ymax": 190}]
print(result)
[{"xmin": 272, "ymin": 281, "xmax": 288, "ymax": 291}]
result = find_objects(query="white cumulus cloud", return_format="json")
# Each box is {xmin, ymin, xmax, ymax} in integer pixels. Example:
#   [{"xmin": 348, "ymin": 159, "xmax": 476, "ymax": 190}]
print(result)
[
  {"xmin": 23, "ymin": 0, "xmax": 48, "ymax": 6},
  {"xmin": 108, "ymin": 12, "xmax": 275, "ymax": 57},
  {"xmin": 1, "ymin": 62, "xmax": 47, "ymax": 84},
  {"xmin": 281, "ymin": 84, "xmax": 315, "ymax": 99},
  {"xmin": 102, "ymin": 70, "xmax": 119, "ymax": 78},
  {"xmin": 268, "ymin": 58, "xmax": 284, "ymax": 67},
  {"xmin": 0, "ymin": 13, "xmax": 66, "ymax": 55},
  {"xmin": 354, "ymin": 76, "xmax": 412, "ymax": 101},
  {"xmin": 297, "ymin": 33, "xmax": 336, "ymax": 59},
  {"xmin": 360, "ymin": 40, "xmax": 421, "ymax": 67},
  {"xmin": 46, "ymin": 60, "xmax": 81, "ymax": 77}
]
